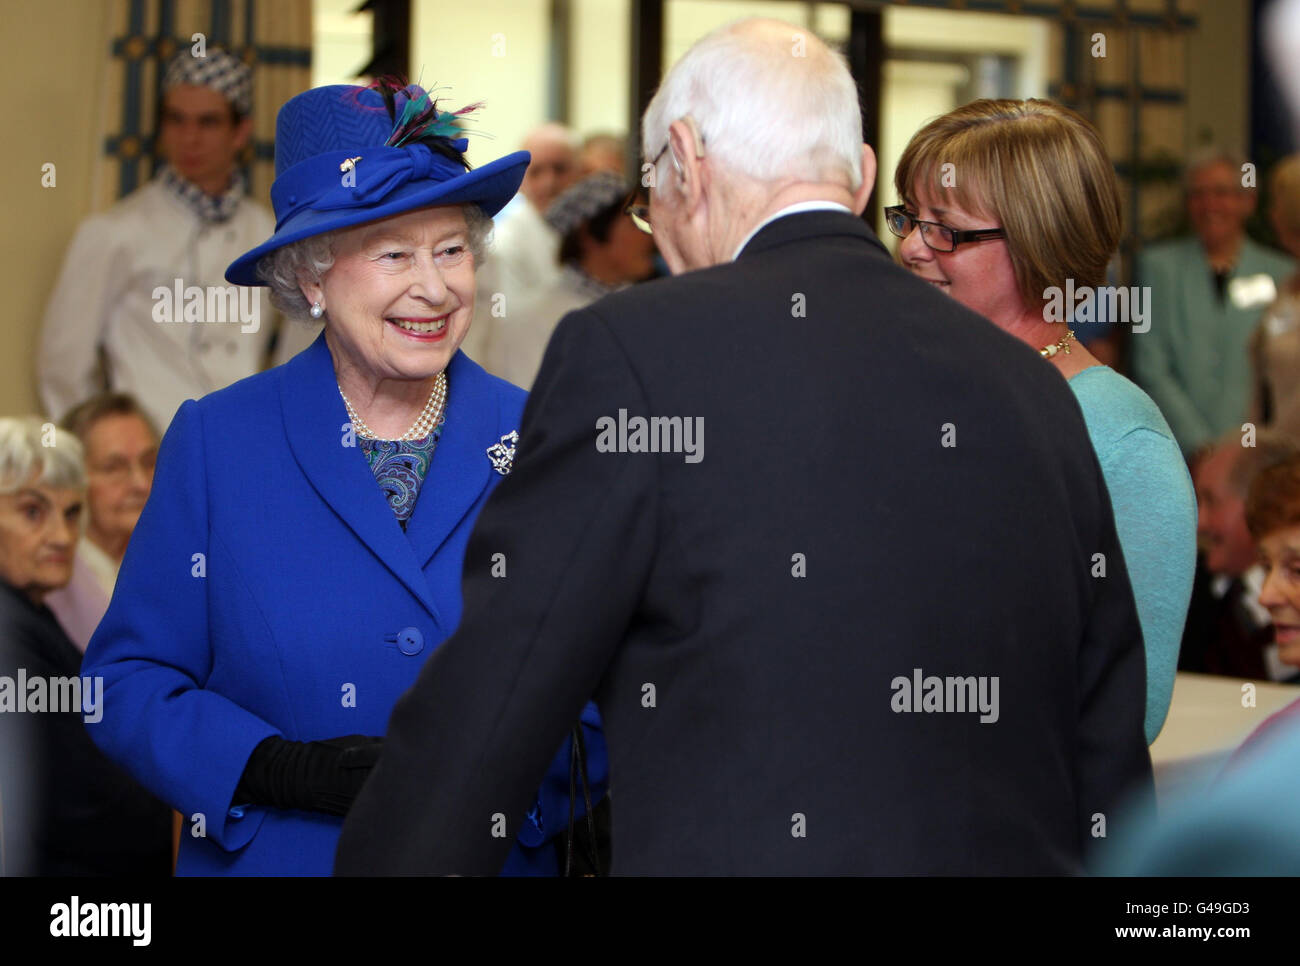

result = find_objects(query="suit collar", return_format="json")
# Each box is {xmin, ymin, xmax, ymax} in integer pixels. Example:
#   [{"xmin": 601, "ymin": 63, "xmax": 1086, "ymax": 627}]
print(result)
[
  {"xmin": 277, "ymin": 333, "xmax": 503, "ymax": 626},
  {"xmin": 736, "ymin": 209, "xmax": 889, "ymax": 261},
  {"xmin": 731, "ymin": 201, "xmax": 851, "ymax": 260}
]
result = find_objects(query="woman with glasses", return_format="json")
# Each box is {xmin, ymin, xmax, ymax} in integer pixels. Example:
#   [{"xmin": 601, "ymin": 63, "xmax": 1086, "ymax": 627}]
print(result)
[{"xmin": 890, "ymin": 98, "xmax": 1196, "ymax": 745}]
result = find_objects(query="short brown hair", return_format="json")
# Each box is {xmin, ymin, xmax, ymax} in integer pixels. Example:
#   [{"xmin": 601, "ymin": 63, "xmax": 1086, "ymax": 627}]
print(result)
[
  {"xmin": 893, "ymin": 98, "xmax": 1121, "ymax": 308},
  {"xmin": 1246, "ymin": 453, "xmax": 1300, "ymax": 540},
  {"xmin": 60, "ymin": 393, "xmax": 159, "ymax": 443}
]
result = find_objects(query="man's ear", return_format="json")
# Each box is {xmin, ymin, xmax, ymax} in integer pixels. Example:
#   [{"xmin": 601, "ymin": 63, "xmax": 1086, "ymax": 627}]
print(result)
[
  {"xmin": 667, "ymin": 119, "xmax": 705, "ymax": 214},
  {"xmin": 850, "ymin": 144, "xmax": 877, "ymax": 216}
]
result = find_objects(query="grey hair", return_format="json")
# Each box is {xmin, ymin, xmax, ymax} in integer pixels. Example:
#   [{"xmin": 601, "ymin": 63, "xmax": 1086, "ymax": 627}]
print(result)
[
  {"xmin": 642, "ymin": 17, "xmax": 863, "ymax": 197},
  {"xmin": 256, "ymin": 202, "xmax": 495, "ymax": 321},
  {"xmin": 0, "ymin": 417, "xmax": 85, "ymax": 494}
]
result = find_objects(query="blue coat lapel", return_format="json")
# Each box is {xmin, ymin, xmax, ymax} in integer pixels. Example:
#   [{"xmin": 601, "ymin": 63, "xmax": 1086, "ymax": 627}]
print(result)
[
  {"xmin": 404, "ymin": 349, "xmax": 501, "ymax": 568},
  {"xmin": 278, "ymin": 332, "xmax": 463, "ymax": 624}
]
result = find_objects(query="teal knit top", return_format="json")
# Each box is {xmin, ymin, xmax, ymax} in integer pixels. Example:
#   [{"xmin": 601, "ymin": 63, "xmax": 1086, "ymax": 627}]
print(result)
[{"xmin": 1069, "ymin": 365, "xmax": 1198, "ymax": 744}]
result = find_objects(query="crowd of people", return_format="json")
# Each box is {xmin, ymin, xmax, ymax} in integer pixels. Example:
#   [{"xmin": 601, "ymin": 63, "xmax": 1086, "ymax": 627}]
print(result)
[{"xmin": 4, "ymin": 16, "xmax": 1300, "ymax": 876}]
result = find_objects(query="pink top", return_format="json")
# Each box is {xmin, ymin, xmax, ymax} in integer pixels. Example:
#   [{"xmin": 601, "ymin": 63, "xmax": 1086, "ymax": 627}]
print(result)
[
  {"xmin": 1223, "ymin": 695, "xmax": 1300, "ymax": 774},
  {"xmin": 44, "ymin": 546, "xmax": 112, "ymax": 653}
]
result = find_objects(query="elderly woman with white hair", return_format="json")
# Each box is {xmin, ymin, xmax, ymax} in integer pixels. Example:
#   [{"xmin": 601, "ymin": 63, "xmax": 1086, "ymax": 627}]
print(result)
[
  {"xmin": 82, "ymin": 80, "xmax": 608, "ymax": 876},
  {"xmin": 0, "ymin": 417, "xmax": 171, "ymax": 875}
]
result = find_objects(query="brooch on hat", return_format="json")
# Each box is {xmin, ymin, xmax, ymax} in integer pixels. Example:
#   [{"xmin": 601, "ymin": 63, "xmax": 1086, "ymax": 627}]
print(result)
[{"xmin": 486, "ymin": 431, "xmax": 518, "ymax": 476}]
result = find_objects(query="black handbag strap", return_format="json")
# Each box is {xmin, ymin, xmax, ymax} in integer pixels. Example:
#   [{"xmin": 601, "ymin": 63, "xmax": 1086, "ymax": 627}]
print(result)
[{"xmin": 564, "ymin": 723, "xmax": 601, "ymax": 876}]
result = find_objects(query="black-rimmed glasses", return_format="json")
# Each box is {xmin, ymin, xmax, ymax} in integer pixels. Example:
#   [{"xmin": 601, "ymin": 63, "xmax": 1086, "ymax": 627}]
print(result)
[{"xmin": 883, "ymin": 205, "xmax": 1006, "ymax": 252}]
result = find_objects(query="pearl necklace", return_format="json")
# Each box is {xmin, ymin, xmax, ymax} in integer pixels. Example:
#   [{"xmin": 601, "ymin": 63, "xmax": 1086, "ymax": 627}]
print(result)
[
  {"xmin": 339, "ymin": 371, "xmax": 447, "ymax": 440},
  {"xmin": 1039, "ymin": 329, "xmax": 1076, "ymax": 359}
]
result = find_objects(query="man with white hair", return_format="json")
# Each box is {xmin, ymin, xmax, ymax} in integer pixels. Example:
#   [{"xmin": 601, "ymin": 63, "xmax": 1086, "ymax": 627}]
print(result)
[{"xmin": 339, "ymin": 18, "xmax": 1151, "ymax": 875}]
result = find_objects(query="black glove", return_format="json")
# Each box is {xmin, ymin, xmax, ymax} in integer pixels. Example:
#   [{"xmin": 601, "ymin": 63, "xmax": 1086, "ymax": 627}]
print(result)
[{"xmin": 233, "ymin": 735, "xmax": 384, "ymax": 816}]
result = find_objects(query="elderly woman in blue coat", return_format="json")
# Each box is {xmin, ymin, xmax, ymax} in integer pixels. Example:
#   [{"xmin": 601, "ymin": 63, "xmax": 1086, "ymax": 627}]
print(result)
[{"xmin": 82, "ymin": 80, "xmax": 607, "ymax": 875}]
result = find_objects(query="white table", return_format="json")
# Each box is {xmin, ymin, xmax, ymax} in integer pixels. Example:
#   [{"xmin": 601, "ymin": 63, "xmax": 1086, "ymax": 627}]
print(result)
[{"xmin": 1149, "ymin": 671, "xmax": 1300, "ymax": 799}]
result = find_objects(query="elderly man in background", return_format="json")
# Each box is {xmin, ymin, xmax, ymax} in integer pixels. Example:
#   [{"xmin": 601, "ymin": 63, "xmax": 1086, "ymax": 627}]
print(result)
[
  {"xmin": 339, "ymin": 18, "xmax": 1152, "ymax": 876},
  {"xmin": 38, "ymin": 48, "xmax": 315, "ymax": 434},
  {"xmin": 1132, "ymin": 149, "xmax": 1293, "ymax": 455},
  {"xmin": 463, "ymin": 123, "xmax": 579, "ymax": 366},
  {"xmin": 43, "ymin": 394, "xmax": 158, "ymax": 652},
  {"xmin": 1181, "ymin": 432, "xmax": 1300, "ymax": 682}
]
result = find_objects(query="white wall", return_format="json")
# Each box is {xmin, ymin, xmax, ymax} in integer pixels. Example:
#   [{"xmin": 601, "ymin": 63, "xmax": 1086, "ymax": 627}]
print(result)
[
  {"xmin": 569, "ymin": 0, "xmax": 631, "ymax": 139},
  {"xmin": 877, "ymin": 6, "xmax": 1051, "ymax": 248},
  {"xmin": 2, "ymin": 0, "xmax": 111, "ymax": 415},
  {"xmin": 664, "ymin": 0, "xmax": 812, "ymax": 67},
  {"xmin": 313, "ymin": 0, "xmax": 373, "ymax": 87},
  {"xmin": 411, "ymin": 0, "xmax": 552, "ymax": 166}
]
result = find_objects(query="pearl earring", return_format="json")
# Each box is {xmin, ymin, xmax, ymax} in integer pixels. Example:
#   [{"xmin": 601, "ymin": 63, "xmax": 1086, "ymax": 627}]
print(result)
[{"xmin": 309, "ymin": 301, "xmax": 323, "ymax": 319}]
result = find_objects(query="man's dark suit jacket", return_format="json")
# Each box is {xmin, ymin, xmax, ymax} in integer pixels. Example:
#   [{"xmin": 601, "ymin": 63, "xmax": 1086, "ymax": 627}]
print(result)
[{"xmin": 336, "ymin": 211, "xmax": 1153, "ymax": 875}]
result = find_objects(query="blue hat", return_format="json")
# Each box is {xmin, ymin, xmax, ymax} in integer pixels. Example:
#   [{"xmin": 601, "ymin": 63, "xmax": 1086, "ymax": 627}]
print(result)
[{"xmin": 226, "ymin": 84, "xmax": 529, "ymax": 286}]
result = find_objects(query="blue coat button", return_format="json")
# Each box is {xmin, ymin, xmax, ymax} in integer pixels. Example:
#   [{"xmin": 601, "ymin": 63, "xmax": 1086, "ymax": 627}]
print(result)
[{"xmin": 396, "ymin": 626, "xmax": 423, "ymax": 655}]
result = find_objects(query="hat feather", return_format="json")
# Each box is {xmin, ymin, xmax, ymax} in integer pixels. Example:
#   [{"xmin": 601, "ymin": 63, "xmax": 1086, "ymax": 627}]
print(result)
[{"xmin": 380, "ymin": 83, "xmax": 483, "ymax": 149}]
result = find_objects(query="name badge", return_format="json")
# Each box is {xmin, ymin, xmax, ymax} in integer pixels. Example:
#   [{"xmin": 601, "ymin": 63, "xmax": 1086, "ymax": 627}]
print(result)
[{"xmin": 1228, "ymin": 273, "xmax": 1277, "ymax": 310}]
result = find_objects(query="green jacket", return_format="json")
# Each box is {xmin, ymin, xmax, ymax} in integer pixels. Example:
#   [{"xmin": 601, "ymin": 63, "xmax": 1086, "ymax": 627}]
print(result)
[{"xmin": 1132, "ymin": 236, "xmax": 1293, "ymax": 453}]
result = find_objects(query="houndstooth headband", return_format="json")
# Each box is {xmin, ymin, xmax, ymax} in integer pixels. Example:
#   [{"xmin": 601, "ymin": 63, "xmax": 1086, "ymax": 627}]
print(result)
[
  {"xmin": 544, "ymin": 171, "xmax": 629, "ymax": 237},
  {"xmin": 163, "ymin": 47, "xmax": 252, "ymax": 116}
]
